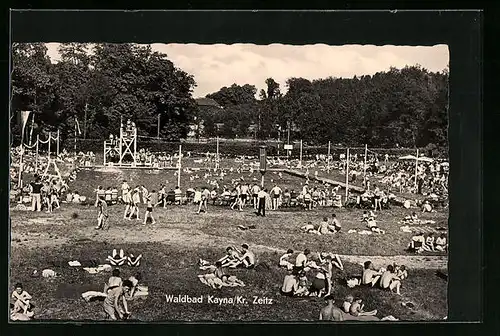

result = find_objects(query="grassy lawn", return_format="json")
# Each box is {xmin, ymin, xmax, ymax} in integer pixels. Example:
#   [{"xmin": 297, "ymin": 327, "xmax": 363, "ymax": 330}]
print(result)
[
  {"xmin": 9, "ymin": 241, "xmax": 447, "ymax": 322},
  {"xmin": 9, "ymin": 166, "xmax": 448, "ymax": 322}
]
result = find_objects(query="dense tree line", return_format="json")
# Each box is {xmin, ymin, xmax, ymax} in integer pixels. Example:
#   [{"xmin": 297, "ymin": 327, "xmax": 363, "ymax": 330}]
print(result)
[
  {"xmin": 11, "ymin": 43, "xmax": 197, "ymax": 145},
  {"xmin": 200, "ymin": 66, "xmax": 449, "ymax": 150},
  {"xmin": 11, "ymin": 43, "xmax": 448, "ymax": 151}
]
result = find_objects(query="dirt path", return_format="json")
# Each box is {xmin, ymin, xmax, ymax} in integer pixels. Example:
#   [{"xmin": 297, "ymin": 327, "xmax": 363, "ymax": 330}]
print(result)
[{"xmin": 11, "ymin": 218, "xmax": 447, "ymax": 270}]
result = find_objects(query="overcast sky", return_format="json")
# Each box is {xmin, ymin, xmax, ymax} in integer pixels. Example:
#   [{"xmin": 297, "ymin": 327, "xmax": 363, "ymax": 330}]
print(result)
[{"xmin": 45, "ymin": 43, "xmax": 449, "ymax": 98}]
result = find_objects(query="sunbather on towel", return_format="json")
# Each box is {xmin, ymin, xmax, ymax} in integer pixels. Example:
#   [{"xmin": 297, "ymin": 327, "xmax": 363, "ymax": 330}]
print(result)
[
  {"xmin": 301, "ymin": 222, "xmax": 320, "ymax": 235},
  {"xmin": 127, "ymin": 253, "xmax": 142, "ymax": 267}
]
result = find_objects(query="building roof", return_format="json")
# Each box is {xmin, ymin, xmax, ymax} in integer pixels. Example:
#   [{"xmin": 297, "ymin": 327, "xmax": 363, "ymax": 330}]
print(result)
[{"xmin": 195, "ymin": 97, "xmax": 222, "ymax": 108}]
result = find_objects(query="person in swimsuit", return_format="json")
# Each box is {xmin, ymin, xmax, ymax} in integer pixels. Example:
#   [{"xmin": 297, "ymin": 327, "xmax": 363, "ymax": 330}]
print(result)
[
  {"xmin": 143, "ymin": 196, "xmax": 156, "ymax": 225},
  {"xmin": 280, "ymin": 269, "xmax": 299, "ymax": 297},
  {"xmin": 380, "ymin": 265, "xmax": 402, "ymax": 295},
  {"xmin": 319, "ymin": 295, "xmax": 344, "ymax": 321},
  {"xmin": 362, "ymin": 261, "xmax": 382, "ymax": 287},
  {"xmin": 103, "ymin": 279, "xmax": 132, "ymax": 320}
]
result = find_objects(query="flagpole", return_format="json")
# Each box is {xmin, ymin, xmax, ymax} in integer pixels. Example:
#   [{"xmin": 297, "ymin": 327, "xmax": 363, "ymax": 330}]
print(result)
[
  {"xmin": 35, "ymin": 134, "xmax": 39, "ymax": 174},
  {"xmin": 74, "ymin": 118, "xmax": 77, "ymax": 155},
  {"xmin": 48, "ymin": 132, "xmax": 51, "ymax": 159},
  {"xmin": 56, "ymin": 129, "xmax": 60, "ymax": 156},
  {"xmin": 414, "ymin": 148, "xmax": 419, "ymax": 193},
  {"xmin": 83, "ymin": 104, "xmax": 88, "ymax": 140},
  {"xmin": 345, "ymin": 148, "xmax": 350, "ymax": 201},
  {"xmin": 18, "ymin": 133, "xmax": 24, "ymax": 188},
  {"xmin": 299, "ymin": 139, "xmax": 303, "ymax": 168},
  {"xmin": 177, "ymin": 144, "xmax": 182, "ymax": 187},
  {"xmin": 363, "ymin": 144, "xmax": 368, "ymax": 187},
  {"xmin": 28, "ymin": 113, "xmax": 35, "ymax": 146},
  {"xmin": 327, "ymin": 141, "xmax": 331, "ymax": 173}
]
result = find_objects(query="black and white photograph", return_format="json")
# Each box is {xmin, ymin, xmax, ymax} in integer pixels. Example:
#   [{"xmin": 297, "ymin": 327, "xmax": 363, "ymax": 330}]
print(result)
[{"xmin": 9, "ymin": 27, "xmax": 453, "ymax": 321}]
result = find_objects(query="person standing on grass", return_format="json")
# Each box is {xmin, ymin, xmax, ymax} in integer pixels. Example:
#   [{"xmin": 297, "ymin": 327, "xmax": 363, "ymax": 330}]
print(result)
[
  {"xmin": 128, "ymin": 188, "xmax": 141, "ymax": 221},
  {"xmin": 29, "ymin": 176, "xmax": 43, "ymax": 212},
  {"xmin": 197, "ymin": 187, "xmax": 210, "ymax": 214},
  {"xmin": 373, "ymin": 184, "xmax": 382, "ymax": 211},
  {"xmin": 103, "ymin": 279, "xmax": 132, "ymax": 320},
  {"xmin": 121, "ymin": 180, "xmax": 130, "ymax": 205},
  {"xmin": 270, "ymin": 184, "xmax": 282, "ymax": 210},
  {"xmin": 257, "ymin": 188, "xmax": 268, "ymax": 217},
  {"xmin": 319, "ymin": 295, "xmax": 344, "ymax": 321},
  {"xmin": 143, "ymin": 196, "xmax": 156, "ymax": 225},
  {"xmin": 95, "ymin": 196, "xmax": 109, "ymax": 230},
  {"xmin": 251, "ymin": 183, "xmax": 261, "ymax": 210},
  {"xmin": 240, "ymin": 182, "xmax": 249, "ymax": 208}
]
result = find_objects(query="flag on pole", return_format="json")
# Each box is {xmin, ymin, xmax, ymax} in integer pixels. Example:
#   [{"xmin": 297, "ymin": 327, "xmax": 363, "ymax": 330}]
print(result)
[
  {"xmin": 75, "ymin": 117, "xmax": 82, "ymax": 135},
  {"xmin": 20, "ymin": 111, "xmax": 31, "ymax": 136}
]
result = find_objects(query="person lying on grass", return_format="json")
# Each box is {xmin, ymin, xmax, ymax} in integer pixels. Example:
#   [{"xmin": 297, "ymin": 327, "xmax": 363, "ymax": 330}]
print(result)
[
  {"xmin": 380, "ymin": 264, "xmax": 402, "ymax": 295},
  {"xmin": 403, "ymin": 212, "xmax": 420, "ymax": 224},
  {"xmin": 366, "ymin": 216, "xmax": 385, "ymax": 234},
  {"xmin": 198, "ymin": 261, "xmax": 245, "ymax": 289},
  {"xmin": 435, "ymin": 234, "xmax": 448, "ymax": 251},
  {"xmin": 301, "ymin": 222, "xmax": 321, "ymax": 235},
  {"xmin": 362, "ymin": 261, "xmax": 383, "ymax": 287},
  {"xmin": 11, "ymin": 283, "xmax": 34, "ymax": 318},
  {"xmin": 349, "ymin": 298, "xmax": 378, "ymax": 317},
  {"xmin": 107, "ymin": 249, "xmax": 128, "ymax": 266},
  {"xmin": 127, "ymin": 251, "xmax": 142, "ymax": 267},
  {"xmin": 103, "ymin": 279, "xmax": 132, "ymax": 320}
]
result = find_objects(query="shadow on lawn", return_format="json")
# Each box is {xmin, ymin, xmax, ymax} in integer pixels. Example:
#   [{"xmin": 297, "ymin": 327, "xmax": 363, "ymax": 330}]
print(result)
[{"xmin": 9, "ymin": 241, "xmax": 447, "ymax": 322}]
